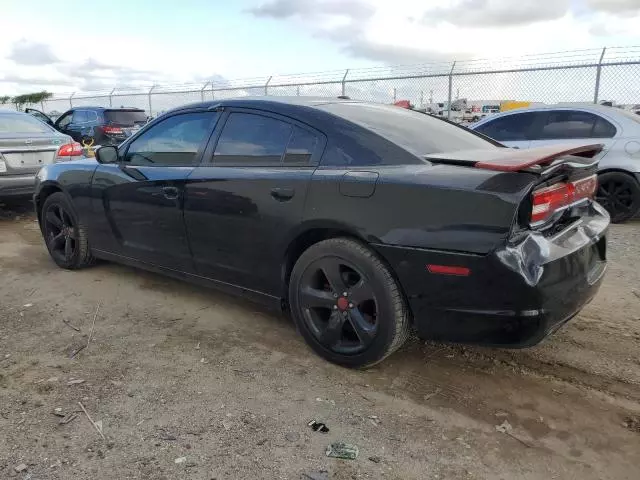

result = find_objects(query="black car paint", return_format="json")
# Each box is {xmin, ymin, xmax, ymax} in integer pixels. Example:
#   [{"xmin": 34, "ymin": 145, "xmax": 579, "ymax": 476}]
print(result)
[{"xmin": 34, "ymin": 98, "xmax": 608, "ymax": 347}]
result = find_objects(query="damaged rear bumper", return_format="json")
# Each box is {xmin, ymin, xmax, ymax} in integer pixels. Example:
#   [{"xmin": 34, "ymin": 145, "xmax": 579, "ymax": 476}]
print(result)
[{"xmin": 373, "ymin": 203, "xmax": 609, "ymax": 347}]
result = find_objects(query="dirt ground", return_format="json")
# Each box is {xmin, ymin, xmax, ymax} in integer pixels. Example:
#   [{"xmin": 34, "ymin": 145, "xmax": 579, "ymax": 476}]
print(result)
[{"xmin": 1, "ymin": 198, "xmax": 639, "ymax": 480}]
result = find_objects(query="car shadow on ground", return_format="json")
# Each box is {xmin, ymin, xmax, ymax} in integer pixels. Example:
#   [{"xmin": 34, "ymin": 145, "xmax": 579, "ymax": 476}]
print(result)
[{"xmin": 0, "ymin": 197, "xmax": 35, "ymax": 221}]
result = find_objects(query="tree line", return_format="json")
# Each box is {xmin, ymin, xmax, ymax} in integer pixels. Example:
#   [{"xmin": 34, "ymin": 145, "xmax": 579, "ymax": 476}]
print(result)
[{"xmin": 0, "ymin": 91, "xmax": 53, "ymax": 109}]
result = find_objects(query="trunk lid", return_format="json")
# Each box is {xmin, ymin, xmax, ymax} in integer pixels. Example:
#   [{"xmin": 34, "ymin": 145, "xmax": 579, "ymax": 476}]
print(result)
[{"xmin": 0, "ymin": 133, "xmax": 66, "ymax": 174}]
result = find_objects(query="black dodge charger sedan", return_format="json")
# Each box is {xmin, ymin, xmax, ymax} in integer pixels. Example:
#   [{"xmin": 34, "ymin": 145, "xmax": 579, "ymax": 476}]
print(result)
[{"xmin": 33, "ymin": 97, "xmax": 608, "ymax": 367}]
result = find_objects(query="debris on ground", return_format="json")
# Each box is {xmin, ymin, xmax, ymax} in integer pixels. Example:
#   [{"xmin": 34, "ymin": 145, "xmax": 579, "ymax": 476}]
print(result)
[
  {"xmin": 78, "ymin": 402, "xmax": 105, "ymax": 440},
  {"xmin": 159, "ymin": 431, "xmax": 177, "ymax": 441},
  {"xmin": 174, "ymin": 457, "xmax": 187, "ymax": 464},
  {"xmin": 285, "ymin": 432, "xmax": 300, "ymax": 442},
  {"xmin": 62, "ymin": 319, "xmax": 81, "ymax": 332},
  {"xmin": 307, "ymin": 420, "xmax": 329, "ymax": 433},
  {"xmin": 301, "ymin": 471, "xmax": 329, "ymax": 480},
  {"xmin": 52, "ymin": 408, "xmax": 65, "ymax": 417},
  {"xmin": 623, "ymin": 416, "xmax": 640, "ymax": 433},
  {"xmin": 495, "ymin": 420, "xmax": 513, "ymax": 434},
  {"xmin": 14, "ymin": 463, "xmax": 28, "ymax": 473},
  {"xmin": 368, "ymin": 455, "xmax": 382, "ymax": 463},
  {"xmin": 67, "ymin": 379, "xmax": 86, "ymax": 386},
  {"xmin": 86, "ymin": 302, "xmax": 102, "ymax": 348},
  {"xmin": 325, "ymin": 442, "xmax": 359, "ymax": 460},
  {"xmin": 59, "ymin": 413, "xmax": 78, "ymax": 425}
]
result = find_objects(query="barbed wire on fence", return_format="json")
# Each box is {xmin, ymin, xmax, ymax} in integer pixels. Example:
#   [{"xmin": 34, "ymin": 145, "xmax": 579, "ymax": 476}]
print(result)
[{"xmin": 29, "ymin": 45, "xmax": 640, "ymax": 117}]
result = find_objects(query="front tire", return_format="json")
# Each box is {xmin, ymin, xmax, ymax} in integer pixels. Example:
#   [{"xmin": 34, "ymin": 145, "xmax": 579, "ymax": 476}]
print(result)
[
  {"xmin": 288, "ymin": 238, "xmax": 410, "ymax": 368},
  {"xmin": 596, "ymin": 171, "xmax": 640, "ymax": 223},
  {"xmin": 41, "ymin": 192, "xmax": 95, "ymax": 269}
]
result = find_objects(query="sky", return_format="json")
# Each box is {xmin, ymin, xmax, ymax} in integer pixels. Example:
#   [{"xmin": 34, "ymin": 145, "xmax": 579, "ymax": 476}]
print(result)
[{"xmin": 1, "ymin": 0, "xmax": 639, "ymax": 98}]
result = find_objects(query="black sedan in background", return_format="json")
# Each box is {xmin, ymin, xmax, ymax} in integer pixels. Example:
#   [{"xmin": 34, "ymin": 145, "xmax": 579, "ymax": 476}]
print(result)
[{"xmin": 33, "ymin": 98, "xmax": 608, "ymax": 367}]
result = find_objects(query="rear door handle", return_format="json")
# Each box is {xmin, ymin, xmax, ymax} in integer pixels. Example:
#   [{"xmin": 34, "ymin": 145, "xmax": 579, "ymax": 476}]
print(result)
[
  {"xmin": 271, "ymin": 187, "xmax": 295, "ymax": 201},
  {"xmin": 162, "ymin": 186, "xmax": 179, "ymax": 200}
]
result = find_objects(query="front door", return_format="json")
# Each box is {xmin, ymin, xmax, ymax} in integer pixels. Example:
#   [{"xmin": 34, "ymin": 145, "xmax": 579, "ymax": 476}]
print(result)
[
  {"xmin": 184, "ymin": 109, "xmax": 325, "ymax": 295},
  {"xmin": 89, "ymin": 110, "xmax": 220, "ymax": 272},
  {"xmin": 474, "ymin": 111, "xmax": 545, "ymax": 149},
  {"xmin": 25, "ymin": 108, "xmax": 54, "ymax": 127}
]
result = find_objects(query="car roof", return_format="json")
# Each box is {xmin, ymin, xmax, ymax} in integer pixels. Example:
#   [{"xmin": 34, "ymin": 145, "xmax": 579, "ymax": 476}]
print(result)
[
  {"xmin": 70, "ymin": 106, "xmax": 145, "ymax": 111},
  {"xmin": 169, "ymin": 96, "xmax": 361, "ymax": 114}
]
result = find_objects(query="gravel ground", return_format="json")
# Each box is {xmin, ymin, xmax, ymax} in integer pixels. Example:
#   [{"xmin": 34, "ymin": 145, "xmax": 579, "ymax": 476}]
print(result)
[{"xmin": 0, "ymin": 198, "xmax": 639, "ymax": 480}]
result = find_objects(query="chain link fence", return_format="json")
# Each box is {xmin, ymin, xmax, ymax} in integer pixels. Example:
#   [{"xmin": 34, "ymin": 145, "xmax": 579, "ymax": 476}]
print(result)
[{"xmin": 30, "ymin": 46, "xmax": 640, "ymax": 117}]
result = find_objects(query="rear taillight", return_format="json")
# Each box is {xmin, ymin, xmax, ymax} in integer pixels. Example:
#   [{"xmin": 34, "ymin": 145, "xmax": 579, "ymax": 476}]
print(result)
[
  {"xmin": 57, "ymin": 142, "xmax": 83, "ymax": 157},
  {"xmin": 531, "ymin": 174, "xmax": 597, "ymax": 225},
  {"xmin": 102, "ymin": 126, "xmax": 123, "ymax": 135}
]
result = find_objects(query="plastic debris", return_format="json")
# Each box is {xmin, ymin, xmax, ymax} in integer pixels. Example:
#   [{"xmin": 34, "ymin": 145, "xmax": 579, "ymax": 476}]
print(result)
[
  {"xmin": 495, "ymin": 420, "xmax": 513, "ymax": 434},
  {"xmin": 308, "ymin": 420, "xmax": 330, "ymax": 433},
  {"xmin": 325, "ymin": 442, "xmax": 359, "ymax": 460}
]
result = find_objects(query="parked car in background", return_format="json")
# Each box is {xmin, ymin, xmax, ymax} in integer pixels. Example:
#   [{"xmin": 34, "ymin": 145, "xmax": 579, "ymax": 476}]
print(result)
[
  {"xmin": 26, "ymin": 107, "xmax": 147, "ymax": 146},
  {"xmin": 0, "ymin": 110, "xmax": 82, "ymax": 197},
  {"xmin": 472, "ymin": 105, "xmax": 640, "ymax": 223},
  {"xmin": 33, "ymin": 97, "xmax": 607, "ymax": 367}
]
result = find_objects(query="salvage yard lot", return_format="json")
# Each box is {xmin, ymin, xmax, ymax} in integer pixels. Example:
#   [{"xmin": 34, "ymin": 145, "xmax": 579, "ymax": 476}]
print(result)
[{"xmin": 1, "ymin": 199, "xmax": 639, "ymax": 480}]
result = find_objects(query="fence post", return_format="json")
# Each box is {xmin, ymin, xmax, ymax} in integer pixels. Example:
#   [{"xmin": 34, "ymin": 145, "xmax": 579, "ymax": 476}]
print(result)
[
  {"xmin": 264, "ymin": 76, "xmax": 272, "ymax": 95},
  {"xmin": 148, "ymin": 85, "xmax": 155, "ymax": 116},
  {"xmin": 296, "ymin": 85, "xmax": 300, "ymax": 96},
  {"xmin": 200, "ymin": 82, "xmax": 210, "ymax": 101},
  {"xmin": 69, "ymin": 92, "xmax": 75, "ymax": 108},
  {"xmin": 447, "ymin": 61, "xmax": 456, "ymax": 120},
  {"xmin": 393, "ymin": 88, "xmax": 397, "ymax": 102},
  {"xmin": 109, "ymin": 88, "xmax": 115, "ymax": 107},
  {"xmin": 593, "ymin": 47, "xmax": 607, "ymax": 104},
  {"xmin": 341, "ymin": 69, "xmax": 349, "ymax": 96}
]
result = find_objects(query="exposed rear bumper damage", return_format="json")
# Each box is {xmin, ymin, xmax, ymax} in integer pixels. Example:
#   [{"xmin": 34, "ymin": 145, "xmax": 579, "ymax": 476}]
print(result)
[{"xmin": 373, "ymin": 202, "xmax": 609, "ymax": 347}]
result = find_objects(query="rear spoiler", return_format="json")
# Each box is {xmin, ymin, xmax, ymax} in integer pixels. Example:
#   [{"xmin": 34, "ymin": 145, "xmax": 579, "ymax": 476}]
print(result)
[{"xmin": 426, "ymin": 144, "xmax": 603, "ymax": 173}]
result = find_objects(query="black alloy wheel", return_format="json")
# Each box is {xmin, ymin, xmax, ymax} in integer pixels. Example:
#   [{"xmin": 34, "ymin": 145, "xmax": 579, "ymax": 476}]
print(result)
[
  {"xmin": 44, "ymin": 203, "xmax": 77, "ymax": 264},
  {"xmin": 298, "ymin": 256, "xmax": 379, "ymax": 355},
  {"xmin": 41, "ymin": 192, "xmax": 95, "ymax": 269},
  {"xmin": 595, "ymin": 172, "xmax": 640, "ymax": 223},
  {"xmin": 289, "ymin": 238, "xmax": 410, "ymax": 368}
]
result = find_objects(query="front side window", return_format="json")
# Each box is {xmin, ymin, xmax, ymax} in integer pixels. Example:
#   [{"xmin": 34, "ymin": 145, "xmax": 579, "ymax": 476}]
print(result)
[
  {"xmin": 474, "ymin": 112, "xmax": 540, "ymax": 141},
  {"xmin": 213, "ymin": 112, "xmax": 293, "ymax": 166},
  {"xmin": 56, "ymin": 112, "xmax": 73, "ymax": 129},
  {"xmin": 124, "ymin": 111, "xmax": 218, "ymax": 166},
  {"xmin": 72, "ymin": 110, "xmax": 88, "ymax": 124},
  {"xmin": 539, "ymin": 110, "xmax": 617, "ymax": 139}
]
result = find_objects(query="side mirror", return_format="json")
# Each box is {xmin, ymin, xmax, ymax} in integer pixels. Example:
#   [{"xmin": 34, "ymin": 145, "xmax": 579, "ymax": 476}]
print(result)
[{"xmin": 95, "ymin": 145, "xmax": 119, "ymax": 164}]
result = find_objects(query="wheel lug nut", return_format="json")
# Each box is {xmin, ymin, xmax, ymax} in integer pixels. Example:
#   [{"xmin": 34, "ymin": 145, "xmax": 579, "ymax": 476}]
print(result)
[
  {"xmin": 349, "ymin": 303, "xmax": 354, "ymax": 308},
  {"xmin": 343, "ymin": 292, "xmax": 348, "ymax": 296},
  {"xmin": 333, "ymin": 305, "xmax": 337, "ymax": 310},
  {"xmin": 333, "ymin": 293, "xmax": 338, "ymax": 298}
]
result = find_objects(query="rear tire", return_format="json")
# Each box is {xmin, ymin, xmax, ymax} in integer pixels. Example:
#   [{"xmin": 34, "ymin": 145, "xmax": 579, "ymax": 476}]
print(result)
[
  {"xmin": 41, "ymin": 192, "xmax": 95, "ymax": 269},
  {"xmin": 596, "ymin": 171, "xmax": 640, "ymax": 223},
  {"xmin": 288, "ymin": 238, "xmax": 410, "ymax": 368}
]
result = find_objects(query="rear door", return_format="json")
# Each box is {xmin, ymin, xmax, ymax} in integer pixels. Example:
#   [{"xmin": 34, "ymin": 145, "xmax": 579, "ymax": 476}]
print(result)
[
  {"xmin": 184, "ymin": 109, "xmax": 325, "ymax": 295},
  {"xmin": 529, "ymin": 109, "xmax": 618, "ymax": 153},
  {"xmin": 89, "ymin": 110, "xmax": 220, "ymax": 271},
  {"xmin": 65, "ymin": 110, "xmax": 88, "ymax": 142},
  {"xmin": 473, "ymin": 111, "xmax": 544, "ymax": 149}
]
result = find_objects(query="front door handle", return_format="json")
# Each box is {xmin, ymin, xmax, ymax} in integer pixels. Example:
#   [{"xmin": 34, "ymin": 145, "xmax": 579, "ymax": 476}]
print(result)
[
  {"xmin": 270, "ymin": 187, "xmax": 295, "ymax": 201},
  {"xmin": 162, "ymin": 186, "xmax": 179, "ymax": 200}
]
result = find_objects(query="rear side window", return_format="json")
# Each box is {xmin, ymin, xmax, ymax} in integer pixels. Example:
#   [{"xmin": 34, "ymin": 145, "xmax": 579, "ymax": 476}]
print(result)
[
  {"xmin": 474, "ymin": 112, "xmax": 540, "ymax": 141},
  {"xmin": 86, "ymin": 110, "xmax": 99, "ymax": 123},
  {"xmin": 0, "ymin": 113, "xmax": 52, "ymax": 134},
  {"xmin": 213, "ymin": 112, "xmax": 293, "ymax": 166},
  {"xmin": 284, "ymin": 126, "xmax": 318, "ymax": 165},
  {"xmin": 104, "ymin": 110, "xmax": 147, "ymax": 126},
  {"xmin": 538, "ymin": 110, "xmax": 616, "ymax": 139},
  {"xmin": 318, "ymin": 102, "xmax": 494, "ymax": 156},
  {"xmin": 123, "ymin": 111, "xmax": 218, "ymax": 166}
]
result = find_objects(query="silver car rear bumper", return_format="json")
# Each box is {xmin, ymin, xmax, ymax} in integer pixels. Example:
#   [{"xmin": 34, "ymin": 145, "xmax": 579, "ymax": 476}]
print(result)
[{"xmin": 0, "ymin": 174, "xmax": 36, "ymax": 197}]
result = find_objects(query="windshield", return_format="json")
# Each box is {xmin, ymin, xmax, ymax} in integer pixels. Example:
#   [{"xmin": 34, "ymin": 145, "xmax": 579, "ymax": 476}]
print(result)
[
  {"xmin": 104, "ymin": 110, "xmax": 147, "ymax": 126},
  {"xmin": 318, "ymin": 103, "xmax": 496, "ymax": 156},
  {"xmin": 0, "ymin": 113, "xmax": 53, "ymax": 134}
]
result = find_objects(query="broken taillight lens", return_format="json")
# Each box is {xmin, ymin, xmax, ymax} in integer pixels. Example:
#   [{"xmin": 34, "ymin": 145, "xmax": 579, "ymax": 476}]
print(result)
[
  {"xmin": 531, "ymin": 174, "xmax": 597, "ymax": 225},
  {"xmin": 57, "ymin": 142, "xmax": 83, "ymax": 157}
]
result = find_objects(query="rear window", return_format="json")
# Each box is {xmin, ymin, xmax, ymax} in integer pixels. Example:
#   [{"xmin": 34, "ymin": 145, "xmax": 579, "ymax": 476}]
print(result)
[
  {"xmin": 0, "ymin": 113, "xmax": 53, "ymax": 134},
  {"xmin": 104, "ymin": 110, "xmax": 147, "ymax": 126},
  {"xmin": 317, "ymin": 103, "xmax": 495, "ymax": 155}
]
